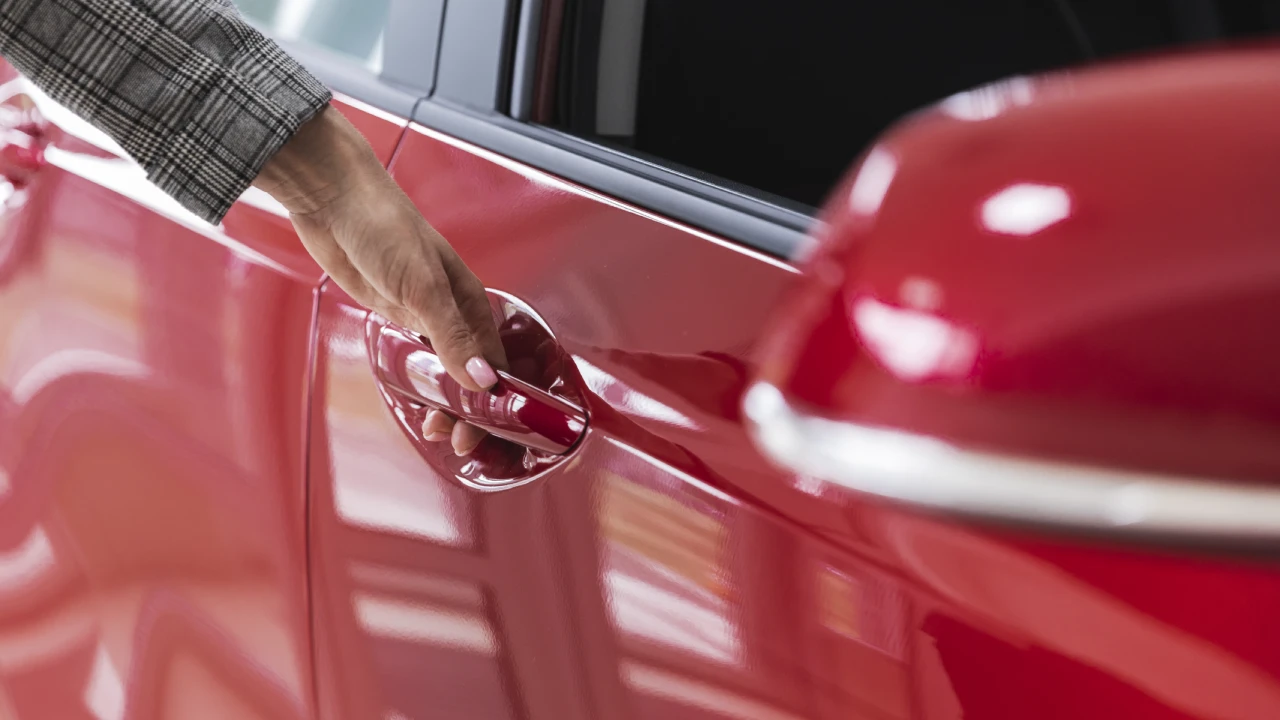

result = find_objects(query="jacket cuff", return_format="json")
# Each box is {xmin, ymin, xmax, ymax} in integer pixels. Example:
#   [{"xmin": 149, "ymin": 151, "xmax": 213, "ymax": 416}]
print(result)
[{"xmin": 145, "ymin": 38, "xmax": 332, "ymax": 224}]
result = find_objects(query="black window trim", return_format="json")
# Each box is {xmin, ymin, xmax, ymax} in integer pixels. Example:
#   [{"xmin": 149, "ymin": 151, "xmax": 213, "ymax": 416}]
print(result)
[
  {"xmin": 261, "ymin": 0, "xmax": 815, "ymax": 261},
  {"xmin": 414, "ymin": 98, "xmax": 813, "ymax": 259},
  {"xmin": 430, "ymin": 0, "xmax": 813, "ymax": 259}
]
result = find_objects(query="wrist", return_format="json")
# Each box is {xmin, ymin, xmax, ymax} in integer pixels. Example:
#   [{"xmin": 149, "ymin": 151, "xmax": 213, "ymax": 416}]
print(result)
[{"xmin": 254, "ymin": 105, "xmax": 379, "ymax": 218}]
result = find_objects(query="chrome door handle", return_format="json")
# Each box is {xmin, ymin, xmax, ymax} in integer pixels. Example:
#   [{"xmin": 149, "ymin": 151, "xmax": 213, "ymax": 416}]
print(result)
[
  {"xmin": 372, "ymin": 323, "xmax": 587, "ymax": 455},
  {"xmin": 0, "ymin": 120, "xmax": 46, "ymax": 185}
]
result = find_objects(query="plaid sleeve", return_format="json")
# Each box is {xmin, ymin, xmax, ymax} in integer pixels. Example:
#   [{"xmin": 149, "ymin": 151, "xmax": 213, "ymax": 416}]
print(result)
[{"xmin": 0, "ymin": 0, "xmax": 332, "ymax": 223}]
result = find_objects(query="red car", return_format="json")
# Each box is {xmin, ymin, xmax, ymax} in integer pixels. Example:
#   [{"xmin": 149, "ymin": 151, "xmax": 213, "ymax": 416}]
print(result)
[{"xmin": 2, "ymin": 2, "xmax": 1279, "ymax": 719}]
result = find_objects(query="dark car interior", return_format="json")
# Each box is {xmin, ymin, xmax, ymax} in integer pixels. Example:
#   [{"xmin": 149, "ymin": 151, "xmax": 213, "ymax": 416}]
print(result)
[{"xmin": 547, "ymin": 0, "xmax": 1280, "ymax": 211}]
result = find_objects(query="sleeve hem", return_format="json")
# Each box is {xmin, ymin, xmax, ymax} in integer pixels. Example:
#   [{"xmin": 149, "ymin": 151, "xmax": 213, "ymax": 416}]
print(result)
[{"xmin": 144, "ymin": 60, "xmax": 332, "ymax": 224}]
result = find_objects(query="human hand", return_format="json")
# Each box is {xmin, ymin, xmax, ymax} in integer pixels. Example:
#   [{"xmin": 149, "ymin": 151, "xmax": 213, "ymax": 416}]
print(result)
[{"xmin": 254, "ymin": 106, "xmax": 502, "ymax": 456}]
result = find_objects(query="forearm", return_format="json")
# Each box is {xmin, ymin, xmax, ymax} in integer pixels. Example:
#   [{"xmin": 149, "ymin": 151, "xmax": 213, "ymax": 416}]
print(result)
[{"xmin": 0, "ymin": 0, "xmax": 331, "ymax": 223}]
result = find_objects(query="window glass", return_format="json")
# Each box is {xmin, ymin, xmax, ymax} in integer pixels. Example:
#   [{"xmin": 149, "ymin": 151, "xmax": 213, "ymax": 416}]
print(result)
[
  {"xmin": 543, "ymin": 0, "xmax": 1280, "ymax": 211},
  {"xmin": 236, "ymin": 0, "xmax": 390, "ymax": 72}
]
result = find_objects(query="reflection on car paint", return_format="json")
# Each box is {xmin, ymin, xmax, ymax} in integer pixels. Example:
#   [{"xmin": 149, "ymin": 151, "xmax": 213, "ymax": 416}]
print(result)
[
  {"xmin": 598, "ymin": 468, "xmax": 740, "ymax": 664},
  {"xmin": 0, "ymin": 65, "xmax": 337, "ymax": 718}
]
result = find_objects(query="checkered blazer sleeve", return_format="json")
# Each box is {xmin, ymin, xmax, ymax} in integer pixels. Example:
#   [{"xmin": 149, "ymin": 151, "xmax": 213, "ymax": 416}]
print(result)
[{"xmin": 0, "ymin": 0, "xmax": 332, "ymax": 223}]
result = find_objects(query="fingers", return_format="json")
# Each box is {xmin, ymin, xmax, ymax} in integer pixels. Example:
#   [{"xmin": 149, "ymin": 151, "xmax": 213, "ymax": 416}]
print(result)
[
  {"xmin": 443, "ymin": 251, "xmax": 509, "ymax": 373},
  {"xmin": 334, "ymin": 207, "xmax": 495, "ymax": 393},
  {"xmin": 423, "ymin": 256, "xmax": 501, "ymax": 454},
  {"xmin": 422, "ymin": 409, "xmax": 455, "ymax": 442},
  {"xmin": 451, "ymin": 421, "xmax": 487, "ymax": 456},
  {"xmin": 312, "ymin": 179, "xmax": 506, "ymax": 410},
  {"xmin": 422, "ymin": 410, "xmax": 488, "ymax": 456},
  {"xmin": 315, "ymin": 185, "xmax": 504, "ymax": 394},
  {"xmin": 398, "ymin": 258, "xmax": 497, "ymax": 393}
]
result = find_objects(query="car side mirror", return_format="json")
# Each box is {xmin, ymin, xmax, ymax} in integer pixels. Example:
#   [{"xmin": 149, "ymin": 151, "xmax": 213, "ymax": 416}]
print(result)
[{"xmin": 746, "ymin": 49, "xmax": 1280, "ymax": 543}]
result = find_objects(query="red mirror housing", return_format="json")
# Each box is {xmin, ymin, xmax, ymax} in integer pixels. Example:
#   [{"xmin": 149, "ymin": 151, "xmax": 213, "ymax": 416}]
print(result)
[{"xmin": 747, "ymin": 46, "xmax": 1280, "ymax": 542}]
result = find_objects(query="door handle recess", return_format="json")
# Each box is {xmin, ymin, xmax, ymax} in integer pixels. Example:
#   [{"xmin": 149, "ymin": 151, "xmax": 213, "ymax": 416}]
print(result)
[{"xmin": 373, "ymin": 323, "xmax": 587, "ymax": 455}]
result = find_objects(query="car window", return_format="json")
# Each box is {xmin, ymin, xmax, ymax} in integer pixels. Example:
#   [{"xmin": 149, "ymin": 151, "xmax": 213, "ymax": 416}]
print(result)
[
  {"xmin": 236, "ymin": 0, "xmax": 390, "ymax": 72},
  {"xmin": 539, "ymin": 0, "xmax": 1280, "ymax": 212}
]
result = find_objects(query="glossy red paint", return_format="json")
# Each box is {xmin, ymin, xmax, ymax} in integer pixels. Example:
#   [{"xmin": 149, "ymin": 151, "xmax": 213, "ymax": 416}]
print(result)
[
  {"xmin": 306, "ymin": 50, "xmax": 1280, "ymax": 720},
  {"xmin": 4, "ymin": 35, "xmax": 1277, "ymax": 720},
  {"xmin": 308, "ymin": 123, "xmax": 922, "ymax": 720},
  {"xmin": 761, "ymin": 47, "xmax": 1280, "ymax": 485},
  {"xmin": 310, "ymin": 282, "xmax": 590, "ymax": 720},
  {"xmin": 309, "ymin": 278, "xmax": 917, "ymax": 720},
  {"xmin": 753, "ymin": 45, "xmax": 1280, "ymax": 719},
  {"xmin": 0, "ymin": 66, "xmax": 407, "ymax": 718}
]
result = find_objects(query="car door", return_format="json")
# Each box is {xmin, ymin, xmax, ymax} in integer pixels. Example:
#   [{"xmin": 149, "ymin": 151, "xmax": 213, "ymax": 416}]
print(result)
[
  {"xmin": 303, "ymin": 2, "xmax": 924, "ymax": 719},
  {"xmin": 0, "ymin": 2, "xmax": 411, "ymax": 717},
  {"xmin": 307, "ymin": 3, "xmax": 1280, "ymax": 720}
]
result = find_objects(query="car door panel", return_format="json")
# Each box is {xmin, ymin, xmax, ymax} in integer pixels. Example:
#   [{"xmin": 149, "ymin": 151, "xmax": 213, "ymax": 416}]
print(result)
[
  {"xmin": 897, "ymin": 513, "xmax": 1280, "ymax": 720},
  {"xmin": 307, "ymin": 282, "xmax": 592, "ymax": 720},
  {"xmin": 309, "ymin": 279, "xmax": 920, "ymax": 720},
  {"xmin": 0, "ymin": 56, "xmax": 406, "ymax": 718},
  {"xmin": 300, "ymin": 120, "xmax": 924, "ymax": 720},
  {"xmin": 296, "ymin": 107, "xmax": 1280, "ymax": 720}
]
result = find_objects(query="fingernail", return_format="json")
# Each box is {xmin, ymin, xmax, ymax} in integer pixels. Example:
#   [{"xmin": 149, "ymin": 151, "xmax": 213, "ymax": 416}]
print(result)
[
  {"xmin": 424, "ymin": 431, "xmax": 450, "ymax": 442},
  {"xmin": 466, "ymin": 356, "xmax": 498, "ymax": 389}
]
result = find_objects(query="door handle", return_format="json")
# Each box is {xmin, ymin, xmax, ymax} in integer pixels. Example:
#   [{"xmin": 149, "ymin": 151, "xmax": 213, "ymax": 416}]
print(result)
[
  {"xmin": 372, "ymin": 323, "xmax": 587, "ymax": 455},
  {"xmin": 0, "ymin": 119, "xmax": 46, "ymax": 186}
]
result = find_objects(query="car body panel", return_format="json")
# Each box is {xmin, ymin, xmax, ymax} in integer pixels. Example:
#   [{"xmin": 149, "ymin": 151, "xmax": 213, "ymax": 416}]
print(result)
[
  {"xmin": 2, "ymin": 20, "xmax": 1278, "ymax": 720},
  {"xmin": 0, "ymin": 63, "xmax": 407, "ymax": 718},
  {"xmin": 750, "ymin": 45, "xmax": 1280, "ymax": 720},
  {"xmin": 306, "ymin": 123, "xmax": 926, "ymax": 720},
  {"xmin": 307, "ymin": 46, "xmax": 1280, "ymax": 719},
  {"xmin": 758, "ymin": 47, "xmax": 1280, "ymax": 486}
]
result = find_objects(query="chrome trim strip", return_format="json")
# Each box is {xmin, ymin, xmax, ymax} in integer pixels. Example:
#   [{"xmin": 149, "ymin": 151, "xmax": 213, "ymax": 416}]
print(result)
[{"xmin": 743, "ymin": 383, "xmax": 1280, "ymax": 539}]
